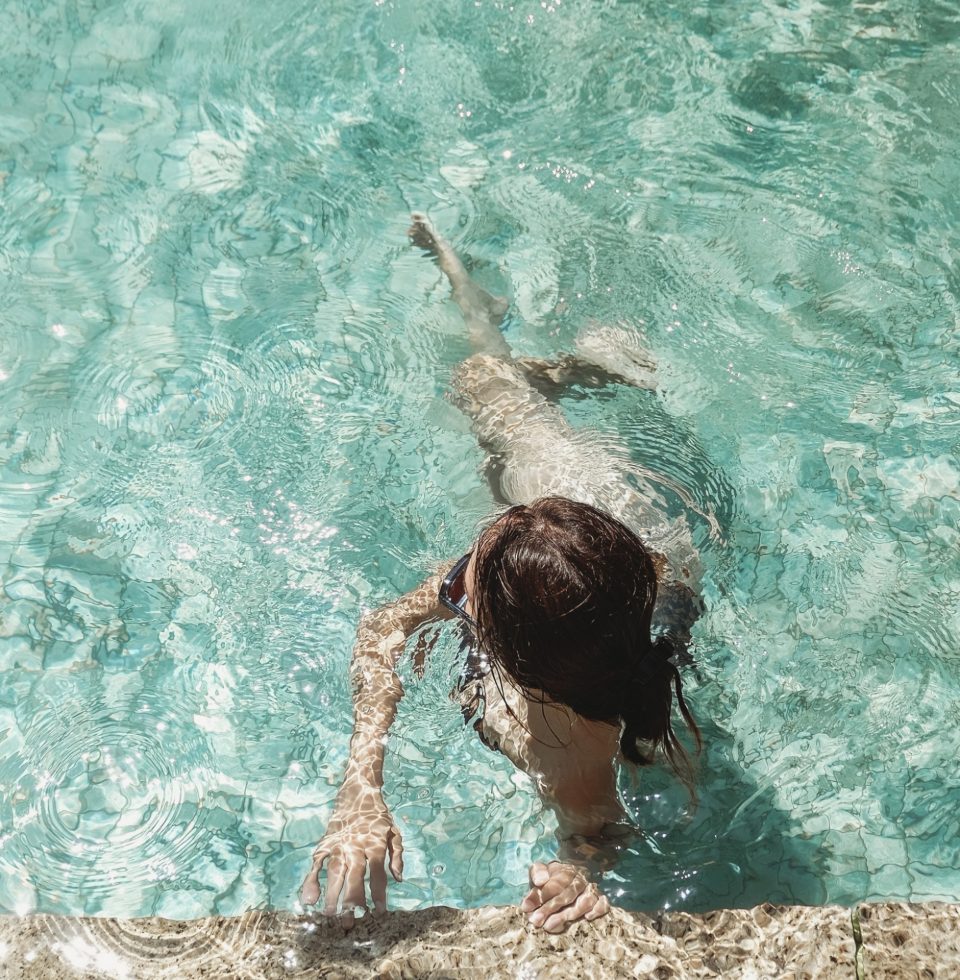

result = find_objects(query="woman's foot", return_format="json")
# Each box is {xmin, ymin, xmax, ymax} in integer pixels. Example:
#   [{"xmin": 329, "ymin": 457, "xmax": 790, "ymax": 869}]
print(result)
[
  {"xmin": 573, "ymin": 322, "xmax": 658, "ymax": 390},
  {"xmin": 408, "ymin": 212, "xmax": 442, "ymax": 255},
  {"xmin": 408, "ymin": 212, "xmax": 468, "ymax": 284}
]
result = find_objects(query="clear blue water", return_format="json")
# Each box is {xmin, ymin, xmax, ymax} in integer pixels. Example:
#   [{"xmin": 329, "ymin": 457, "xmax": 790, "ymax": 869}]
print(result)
[{"xmin": 1, "ymin": 0, "xmax": 959, "ymax": 919}]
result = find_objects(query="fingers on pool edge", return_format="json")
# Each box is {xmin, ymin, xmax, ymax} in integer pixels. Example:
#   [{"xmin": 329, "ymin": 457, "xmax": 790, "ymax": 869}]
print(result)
[
  {"xmin": 342, "ymin": 857, "xmax": 371, "ymax": 915},
  {"xmin": 584, "ymin": 895, "xmax": 611, "ymax": 921},
  {"xmin": 388, "ymin": 827, "xmax": 404, "ymax": 881},
  {"xmin": 520, "ymin": 887, "xmax": 543, "ymax": 913},
  {"xmin": 536, "ymin": 873, "xmax": 580, "ymax": 905},
  {"xmin": 369, "ymin": 855, "xmax": 389, "ymax": 912},
  {"xmin": 528, "ymin": 861, "xmax": 550, "ymax": 888},
  {"xmin": 529, "ymin": 879, "xmax": 587, "ymax": 923},
  {"xmin": 322, "ymin": 857, "xmax": 348, "ymax": 917},
  {"xmin": 544, "ymin": 889, "xmax": 597, "ymax": 933},
  {"xmin": 300, "ymin": 878, "xmax": 321, "ymax": 906},
  {"xmin": 299, "ymin": 849, "xmax": 329, "ymax": 906}
]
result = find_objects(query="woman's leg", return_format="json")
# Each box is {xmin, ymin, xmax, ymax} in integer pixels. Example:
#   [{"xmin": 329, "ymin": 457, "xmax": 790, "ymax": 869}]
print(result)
[
  {"xmin": 409, "ymin": 214, "xmax": 657, "ymax": 394},
  {"xmin": 409, "ymin": 214, "xmax": 513, "ymax": 359}
]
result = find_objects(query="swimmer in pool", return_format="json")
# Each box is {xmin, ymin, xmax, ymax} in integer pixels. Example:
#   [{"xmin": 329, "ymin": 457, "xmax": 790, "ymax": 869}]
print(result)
[{"xmin": 299, "ymin": 215, "xmax": 705, "ymax": 932}]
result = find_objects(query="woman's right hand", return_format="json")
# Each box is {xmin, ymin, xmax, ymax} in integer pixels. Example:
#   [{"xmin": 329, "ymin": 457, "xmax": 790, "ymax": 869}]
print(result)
[
  {"xmin": 520, "ymin": 860, "xmax": 610, "ymax": 933},
  {"xmin": 300, "ymin": 780, "xmax": 404, "ymax": 923}
]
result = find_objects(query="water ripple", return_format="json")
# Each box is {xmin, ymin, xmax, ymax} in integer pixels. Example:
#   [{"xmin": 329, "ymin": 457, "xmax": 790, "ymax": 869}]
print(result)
[{"xmin": 0, "ymin": 673, "xmax": 214, "ymax": 914}]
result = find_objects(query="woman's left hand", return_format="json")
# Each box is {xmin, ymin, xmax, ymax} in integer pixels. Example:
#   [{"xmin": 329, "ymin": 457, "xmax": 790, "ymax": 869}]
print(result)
[{"xmin": 520, "ymin": 860, "xmax": 610, "ymax": 933}]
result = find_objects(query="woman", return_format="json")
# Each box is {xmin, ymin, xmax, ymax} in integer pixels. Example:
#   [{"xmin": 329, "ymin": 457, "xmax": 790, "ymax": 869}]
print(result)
[{"xmin": 300, "ymin": 216, "xmax": 704, "ymax": 932}]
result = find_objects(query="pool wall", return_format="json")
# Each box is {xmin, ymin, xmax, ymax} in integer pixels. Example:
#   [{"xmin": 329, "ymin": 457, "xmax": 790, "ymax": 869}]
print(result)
[{"xmin": 1, "ymin": 901, "xmax": 958, "ymax": 978}]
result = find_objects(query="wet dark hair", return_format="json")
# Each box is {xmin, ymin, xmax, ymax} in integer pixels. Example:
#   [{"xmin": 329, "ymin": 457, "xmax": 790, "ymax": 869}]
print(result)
[{"xmin": 471, "ymin": 496, "xmax": 702, "ymax": 791}]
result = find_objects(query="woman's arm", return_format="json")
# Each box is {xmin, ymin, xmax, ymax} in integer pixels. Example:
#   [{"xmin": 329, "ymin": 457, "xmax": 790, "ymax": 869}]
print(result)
[
  {"xmin": 300, "ymin": 570, "xmax": 451, "ymax": 921},
  {"xmin": 487, "ymin": 693, "xmax": 622, "ymax": 932},
  {"xmin": 516, "ymin": 793, "xmax": 621, "ymax": 932}
]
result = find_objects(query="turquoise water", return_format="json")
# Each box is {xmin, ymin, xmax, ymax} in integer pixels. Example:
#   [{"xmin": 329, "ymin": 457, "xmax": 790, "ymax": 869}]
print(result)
[{"xmin": 1, "ymin": 0, "xmax": 959, "ymax": 919}]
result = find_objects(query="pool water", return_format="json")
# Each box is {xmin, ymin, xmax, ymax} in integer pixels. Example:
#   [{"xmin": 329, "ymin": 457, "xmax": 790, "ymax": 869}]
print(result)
[{"xmin": 1, "ymin": 0, "xmax": 959, "ymax": 918}]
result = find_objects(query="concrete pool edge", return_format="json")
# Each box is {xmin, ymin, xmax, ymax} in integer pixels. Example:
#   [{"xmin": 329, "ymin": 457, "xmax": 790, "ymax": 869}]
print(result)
[{"xmin": 1, "ymin": 902, "xmax": 957, "ymax": 978}]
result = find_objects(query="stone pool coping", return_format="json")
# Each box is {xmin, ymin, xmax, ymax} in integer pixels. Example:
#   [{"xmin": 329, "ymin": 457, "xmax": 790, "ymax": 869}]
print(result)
[{"xmin": 0, "ymin": 901, "xmax": 956, "ymax": 978}]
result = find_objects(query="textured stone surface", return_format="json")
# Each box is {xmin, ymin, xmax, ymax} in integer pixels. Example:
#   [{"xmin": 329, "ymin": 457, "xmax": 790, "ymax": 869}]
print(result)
[
  {"xmin": 857, "ymin": 902, "xmax": 960, "ymax": 980},
  {"xmin": 656, "ymin": 903, "xmax": 854, "ymax": 979},
  {"xmin": 0, "ymin": 903, "xmax": 865, "ymax": 979}
]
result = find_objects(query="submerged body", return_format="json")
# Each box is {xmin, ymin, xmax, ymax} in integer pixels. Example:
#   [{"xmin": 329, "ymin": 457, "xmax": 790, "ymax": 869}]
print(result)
[
  {"xmin": 452, "ymin": 352, "xmax": 702, "ymax": 584},
  {"xmin": 300, "ymin": 215, "xmax": 705, "ymax": 932}
]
